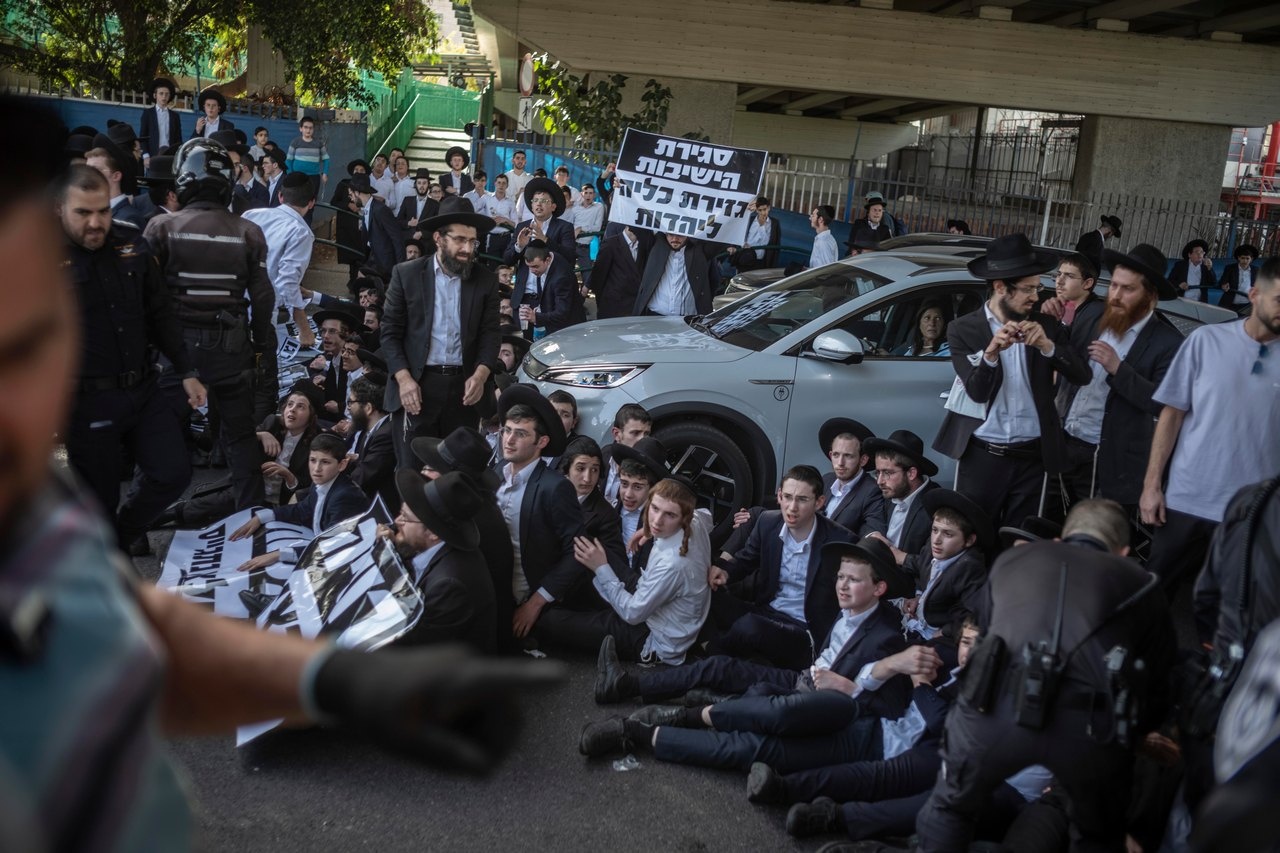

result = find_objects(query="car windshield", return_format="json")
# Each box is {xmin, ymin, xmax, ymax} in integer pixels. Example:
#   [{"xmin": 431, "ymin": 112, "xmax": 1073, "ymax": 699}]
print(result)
[{"xmin": 702, "ymin": 263, "xmax": 894, "ymax": 351}]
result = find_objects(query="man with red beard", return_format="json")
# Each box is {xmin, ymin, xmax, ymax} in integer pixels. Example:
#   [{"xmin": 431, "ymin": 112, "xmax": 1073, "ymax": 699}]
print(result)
[{"xmin": 1054, "ymin": 245, "xmax": 1183, "ymax": 513}]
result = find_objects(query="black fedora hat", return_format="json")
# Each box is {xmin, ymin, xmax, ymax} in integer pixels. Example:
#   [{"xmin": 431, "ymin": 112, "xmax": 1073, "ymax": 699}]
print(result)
[
  {"xmin": 346, "ymin": 158, "xmax": 370, "ymax": 176},
  {"xmin": 410, "ymin": 427, "xmax": 500, "ymax": 492},
  {"xmin": 395, "ymin": 470, "xmax": 481, "ymax": 551},
  {"xmin": 862, "ymin": 429, "xmax": 938, "ymax": 477},
  {"xmin": 209, "ymin": 129, "xmax": 239, "ymax": 150},
  {"xmin": 413, "ymin": 167, "xmax": 432, "ymax": 182},
  {"xmin": 819, "ymin": 417, "xmax": 874, "ymax": 454},
  {"xmin": 313, "ymin": 306, "xmax": 361, "ymax": 332},
  {"xmin": 64, "ymin": 133, "xmax": 94, "ymax": 158},
  {"xmin": 820, "ymin": 539, "xmax": 914, "ymax": 599},
  {"xmin": 611, "ymin": 436, "xmax": 670, "ymax": 484},
  {"xmin": 150, "ymin": 77, "xmax": 177, "ymax": 99},
  {"xmin": 348, "ymin": 172, "xmax": 374, "ymax": 194},
  {"xmin": 1100, "ymin": 215, "xmax": 1123, "ymax": 237},
  {"xmin": 497, "ymin": 383, "xmax": 567, "ymax": 456},
  {"xmin": 90, "ymin": 131, "xmax": 139, "ymax": 195},
  {"xmin": 419, "ymin": 195, "xmax": 494, "ymax": 236},
  {"xmin": 921, "ymin": 488, "xmax": 996, "ymax": 553},
  {"xmin": 967, "ymin": 233, "xmax": 1058, "ymax": 281},
  {"xmin": 523, "ymin": 176, "xmax": 566, "ymax": 218},
  {"xmin": 501, "ymin": 333, "xmax": 530, "ymax": 366},
  {"xmin": 105, "ymin": 121, "xmax": 138, "ymax": 148},
  {"xmin": 998, "ymin": 516, "xmax": 1062, "ymax": 550},
  {"xmin": 356, "ymin": 348, "xmax": 386, "ymax": 373},
  {"xmin": 1235, "ymin": 243, "xmax": 1260, "ymax": 259},
  {"xmin": 283, "ymin": 377, "xmax": 325, "ymax": 412},
  {"xmin": 196, "ymin": 88, "xmax": 227, "ymax": 114},
  {"xmin": 444, "ymin": 145, "xmax": 470, "ymax": 169},
  {"xmin": 1103, "ymin": 244, "xmax": 1177, "ymax": 301},
  {"xmin": 1181, "ymin": 238, "xmax": 1210, "ymax": 259},
  {"xmin": 142, "ymin": 154, "xmax": 175, "ymax": 183}
]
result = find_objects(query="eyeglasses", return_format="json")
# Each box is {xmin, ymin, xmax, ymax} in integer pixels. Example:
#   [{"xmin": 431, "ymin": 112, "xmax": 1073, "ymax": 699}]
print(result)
[
  {"xmin": 500, "ymin": 425, "xmax": 535, "ymax": 440},
  {"xmin": 443, "ymin": 234, "xmax": 480, "ymax": 249},
  {"xmin": 873, "ymin": 468, "xmax": 903, "ymax": 481},
  {"xmin": 1010, "ymin": 284, "xmax": 1041, "ymax": 296},
  {"xmin": 1253, "ymin": 343, "xmax": 1270, "ymax": 375}
]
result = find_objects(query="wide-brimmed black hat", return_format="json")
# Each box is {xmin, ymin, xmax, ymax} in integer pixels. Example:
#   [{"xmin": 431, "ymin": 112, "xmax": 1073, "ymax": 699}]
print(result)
[
  {"xmin": 921, "ymin": 488, "xmax": 996, "ymax": 553},
  {"xmin": 412, "ymin": 167, "xmax": 432, "ymax": 182},
  {"xmin": 862, "ymin": 429, "xmax": 938, "ymax": 477},
  {"xmin": 967, "ymin": 233, "xmax": 1058, "ymax": 281},
  {"xmin": 313, "ymin": 307, "xmax": 361, "ymax": 332},
  {"xmin": 501, "ymin": 333, "xmax": 530, "ymax": 366},
  {"xmin": 820, "ymin": 539, "xmax": 913, "ymax": 599},
  {"xmin": 142, "ymin": 155, "xmax": 175, "ymax": 183},
  {"xmin": 355, "ymin": 349, "xmax": 386, "ymax": 373},
  {"xmin": 998, "ymin": 516, "xmax": 1062, "ymax": 550},
  {"xmin": 611, "ymin": 436, "xmax": 670, "ymax": 484},
  {"xmin": 283, "ymin": 377, "xmax": 325, "ymax": 412},
  {"xmin": 445, "ymin": 145, "xmax": 470, "ymax": 169},
  {"xmin": 150, "ymin": 78, "xmax": 177, "ymax": 99},
  {"xmin": 395, "ymin": 470, "xmax": 481, "ymax": 551},
  {"xmin": 64, "ymin": 133, "xmax": 94, "ymax": 158},
  {"xmin": 196, "ymin": 88, "xmax": 227, "ymax": 113},
  {"xmin": 1103, "ymin": 244, "xmax": 1177, "ymax": 300},
  {"xmin": 1235, "ymin": 243, "xmax": 1260, "ymax": 259},
  {"xmin": 523, "ymin": 176, "xmax": 566, "ymax": 218},
  {"xmin": 1100, "ymin": 215, "xmax": 1123, "ymax": 237},
  {"xmin": 348, "ymin": 172, "xmax": 374, "ymax": 195},
  {"xmin": 347, "ymin": 158, "xmax": 370, "ymax": 175},
  {"xmin": 209, "ymin": 129, "xmax": 239, "ymax": 150},
  {"xmin": 419, "ymin": 195, "xmax": 493, "ymax": 236},
  {"xmin": 1181, "ymin": 239, "xmax": 1210, "ymax": 259},
  {"xmin": 90, "ymin": 130, "xmax": 139, "ymax": 194},
  {"xmin": 497, "ymin": 383, "xmax": 567, "ymax": 456},
  {"xmin": 819, "ymin": 417, "xmax": 874, "ymax": 454},
  {"xmin": 411, "ymin": 427, "xmax": 501, "ymax": 492}
]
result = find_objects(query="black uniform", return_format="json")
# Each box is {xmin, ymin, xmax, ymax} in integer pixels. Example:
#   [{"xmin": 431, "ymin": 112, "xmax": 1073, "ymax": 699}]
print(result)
[
  {"xmin": 143, "ymin": 200, "xmax": 277, "ymax": 510},
  {"xmin": 915, "ymin": 537, "xmax": 1175, "ymax": 852},
  {"xmin": 64, "ymin": 223, "xmax": 195, "ymax": 547}
]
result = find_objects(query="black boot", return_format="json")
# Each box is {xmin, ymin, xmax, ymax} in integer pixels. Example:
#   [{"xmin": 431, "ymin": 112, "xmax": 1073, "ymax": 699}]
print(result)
[
  {"xmin": 747, "ymin": 761, "xmax": 785, "ymax": 805},
  {"xmin": 594, "ymin": 636, "xmax": 632, "ymax": 704},
  {"xmin": 787, "ymin": 797, "xmax": 840, "ymax": 838},
  {"xmin": 578, "ymin": 717, "xmax": 632, "ymax": 757}
]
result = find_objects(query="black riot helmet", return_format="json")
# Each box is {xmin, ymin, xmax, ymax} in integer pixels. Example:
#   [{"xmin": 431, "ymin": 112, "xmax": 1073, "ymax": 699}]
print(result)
[{"xmin": 173, "ymin": 137, "xmax": 233, "ymax": 205}]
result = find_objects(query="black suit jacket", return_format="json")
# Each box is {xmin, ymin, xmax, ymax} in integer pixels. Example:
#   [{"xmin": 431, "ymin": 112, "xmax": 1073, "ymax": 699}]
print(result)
[
  {"xmin": 822, "ymin": 471, "xmax": 887, "ymax": 537},
  {"xmin": 379, "ymin": 255, "xmax": 501, "ymax": 414},
  {"xmin": 514, "ymin": 460, "xmax": 588, "ymax": 603},
  {"xmin": 818, "ymin": 600, "xmax": 911, "ymax": 719},
  {"xmin": 512, "ymin": 254, "xmax": 584, "ymax": 333},
  {"xmin": 272, "ymin": 474, "xmax": 370, "ymax": 531},
  {"xmin": 581, "ymin": 489, "xmax": 630, "ymax": 578},
  {"xmin": 503, "ymin": 217, "xmax": 576, "ymax": 266},
  {"xmin": 260, "ymin": 415, "xmax": 315, "ymax": 504},
  {"xmin": 404, "ymin": 544, "xmax": 496, "ymax": 653},
  {"xmin": 364, "ymin": 198, "xmax": 406, "ymax": 279},
  {"xmin": 190, "ymin": 116, "xmax": 235, "ymax": 139},
  {"xmin": 1055, "ymin": 313, "xmax": 1183, "ymax": 504},
  {"xmin": 903, "ymin": 546, "xmax": 988, "ymax": 639},
  {"xmin": 895, "ymin": 479, "xmax": 940, "ymax": 556},
  {"xmin": 396, "ymin": 194, "xmax": 440, "ymax": 239},
  {"xmin": 349, "ymin": 415, "xmax": 398, "ymax": 513},
  {"xmin": 932, "ymin": 308, "xmax": 1091, "ymax": 475},
  {"xmin": 735, "ymin": 217, "xmax": 782, "ymax": 269},
  {"xmin": 139, "ymin": 108, "xmax": 181, "ymax": 158},
  {"xmin": 439, "ymin": 172, "xmax": 475, "ymax": 197},
  {"xmin": 475, "ymin": 495, "xmax": 515, "ymax": 649},
  {"xmin": 1219, "ymin": 263, "xmax": 1258, "ymax": 307},
  {"xmin": 589, "ymin": 231, "xmax": 652, "ymax": 319},
  {"xmin": 726, "ymin": 511, "xmax": 854, "ymax": 644},
  {"xmin": 1167, "ymin": 258, "xmax": 1217, "ymax": 303},
  {"xmin": 1074, "ymin": 229, "xmax": 1105, "ymax": 273},
  {"xmin": 634, "ymin": 238, "xmax": 721, "ymax": 316}
]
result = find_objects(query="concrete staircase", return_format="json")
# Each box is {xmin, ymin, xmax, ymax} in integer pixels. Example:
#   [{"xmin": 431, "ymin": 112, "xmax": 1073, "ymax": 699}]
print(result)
[{"xmin": 405, "ymin": 126, "xmax": 472, "ymax": 176}]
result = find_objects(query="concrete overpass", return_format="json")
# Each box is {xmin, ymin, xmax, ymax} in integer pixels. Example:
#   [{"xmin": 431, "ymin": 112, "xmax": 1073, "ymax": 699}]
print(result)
[{"xmin": 472, "ymin": 0, "xmax": 1280, "ymax": 206}]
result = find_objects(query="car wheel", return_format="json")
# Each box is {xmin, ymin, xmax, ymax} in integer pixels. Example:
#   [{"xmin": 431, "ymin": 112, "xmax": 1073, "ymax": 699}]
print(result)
[{"xmin": 654, "ymin": 421, "xmax": 755, "ymax": 523}]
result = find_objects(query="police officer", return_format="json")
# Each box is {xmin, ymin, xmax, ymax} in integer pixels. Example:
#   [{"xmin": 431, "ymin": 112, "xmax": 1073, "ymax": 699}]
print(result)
[
  {"xmin": 143, "ymin": 138, "xmax": 276, "ymax": 510},
  {"xmin": 915, "ymin": 498, "xmax": 1175, "ymax": 852},
  {"xmin": 57, "ymin": 163, "xmax": 206, "ymax": 554}
]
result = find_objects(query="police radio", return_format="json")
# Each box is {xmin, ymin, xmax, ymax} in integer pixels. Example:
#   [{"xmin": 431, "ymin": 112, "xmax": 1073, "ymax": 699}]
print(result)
[{"xmin": 1015, "ymin": 562, "xmax": 1068, "ymax": 730}]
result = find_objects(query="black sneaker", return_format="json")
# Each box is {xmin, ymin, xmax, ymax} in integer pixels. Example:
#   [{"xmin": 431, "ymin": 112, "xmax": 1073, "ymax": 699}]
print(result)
[
  {"xmin": 746, "ymin": 761, "xmax": 785, "ymax": 804},
  {"xmin": 787, "ymin": 797, "xmax": 839, "ymax": 838},
  {"xmin": 681, "ymin": 687, "xmax": 734, "ymax": 707},
  {"xmin": 628, "ymin": 704, "xmax": 685, "ymax": 727},
  {"xmin": 594, "ymin": 635, "xmax": 626, "ymax": 704},
  {"xmin": 578, "ymin": 717, "xmax": 631, "ymax": 757}
]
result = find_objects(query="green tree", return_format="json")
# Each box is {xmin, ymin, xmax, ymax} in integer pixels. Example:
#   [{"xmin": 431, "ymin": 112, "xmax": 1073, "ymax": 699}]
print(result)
[
  {"xmin": 533, "ymin": 54, "xmax": 674, "ymax": 155},
  {"xmin": 0, "ymin": 0, "xmax": 439, "ymax": 106}
]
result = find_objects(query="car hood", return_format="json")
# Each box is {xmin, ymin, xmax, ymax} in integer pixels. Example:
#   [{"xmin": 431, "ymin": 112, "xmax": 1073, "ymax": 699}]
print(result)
[{"xmin": 526, "ymin": 315, "xmax": 751, "ymax": 367}]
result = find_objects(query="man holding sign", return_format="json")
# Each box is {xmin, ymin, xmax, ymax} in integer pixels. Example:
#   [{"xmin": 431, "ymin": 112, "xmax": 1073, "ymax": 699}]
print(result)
[{"xmin": 635, "ymin": 233, "xmax": 721, "ymax": 317}]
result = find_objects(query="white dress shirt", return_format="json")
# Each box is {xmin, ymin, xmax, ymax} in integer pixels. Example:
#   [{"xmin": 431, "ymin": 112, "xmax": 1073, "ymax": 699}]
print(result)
[
  {"xmin": 242, "ymin": 205, "xmax": 314, "ymax": 313},
  {"xmin": 487, "ymin": 194, "xmax": 516, "ymax": 233},
  {"xmin": 1064, "ymin": 310, "xmax": 1154, "ymax": 445},
  {"xmin": 426, "ymin": 256, "xmax": 464, "ymax": 366},
  {"xmin": 391, "ymin": 177, "xmax": 417, "ymax": 212},
  {"xmin": 154, "ymin": 106, "xmax": 171, "ymax": 150},
  {"xmin": 886, "ymin": 478, "xmax": 930, "ymax": 549},
  {"xmin": 812, "ymin": 604, "xmax": 885, "ymax": 698},
  {"xmin": 769, "ymin": 522, "xmax": 816, "ymax": 624},
  {"xmin": 503, "ymin": 169, "xmax": 531, "ymax": 203},
  {"xmin": 574, "ymin": 202, "xmax": 605, "ymax": 244},
  {"xmin": 370, "ymin": 170, "xmax": 395, "ymax": 201},
  {"xmin": 810, "ymin": 230, "xmax": 838, "ymax": 268},
  {"xmin": 745, "ymin": 216, "xmax": 772, "ymax": 260},
  {"xmin": 973, "ymin": 305, "xmax": 1045, "ymax": 444},
  {"xmin": 463, "ymin": 189, "xmax": 489, "ymax": 216},
  {"xmin": 497, "ymin": 461, "xmax": 553, "ymax": 603},
  {"xmin": 647, "ymin": 247, "xmax": 695, "ymax": 316},
  {"xmin": 619, "ymin": 504, "xmax": 642, "ymax": 550}
]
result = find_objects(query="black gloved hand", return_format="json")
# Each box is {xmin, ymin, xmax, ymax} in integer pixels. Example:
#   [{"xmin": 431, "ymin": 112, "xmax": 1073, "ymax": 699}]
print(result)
[{"xmin": 308, "ymin": 644, "xmax": 565, "ymax": 774}]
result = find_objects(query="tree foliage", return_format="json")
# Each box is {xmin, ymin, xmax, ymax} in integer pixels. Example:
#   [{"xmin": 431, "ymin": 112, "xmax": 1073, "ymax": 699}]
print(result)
[
  {"xmin": 0, "ymin": 0, "xmax": 439, "ymax": 106},
  {"xmin": 533, "ymin": 54, "xmax": 674, "ymax": 155}
]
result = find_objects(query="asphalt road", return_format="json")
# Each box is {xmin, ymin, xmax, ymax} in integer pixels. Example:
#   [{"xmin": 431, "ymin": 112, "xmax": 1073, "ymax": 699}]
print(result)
[{"xmin": 132, "ymin": 469, "xmax": 829, "ymax": 853}]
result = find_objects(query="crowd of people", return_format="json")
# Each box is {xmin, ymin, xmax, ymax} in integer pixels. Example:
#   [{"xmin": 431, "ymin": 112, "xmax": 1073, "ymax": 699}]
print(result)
[{"xmin": 5, "ymin": 84, "xmax": 1280, "ymax": 853}]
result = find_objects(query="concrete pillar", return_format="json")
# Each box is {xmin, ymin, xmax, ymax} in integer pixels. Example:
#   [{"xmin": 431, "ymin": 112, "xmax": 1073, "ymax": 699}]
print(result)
[
  {"xmin": 616, "ymin": 76, "xmax": 736, "ymax": 143},
  {"xmin": 1073, "ymin": 115, "xmax": 1230, "ymax": 207},
  {"xmin": 246, "ymin": 25, "xmax": 293, "ymax": 97}
]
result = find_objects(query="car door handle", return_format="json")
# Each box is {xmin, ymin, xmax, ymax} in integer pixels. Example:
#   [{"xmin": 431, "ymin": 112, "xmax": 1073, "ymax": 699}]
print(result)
[{"xmin": 748, "ymin": 379, "xmax": 794, "ymax": 385}]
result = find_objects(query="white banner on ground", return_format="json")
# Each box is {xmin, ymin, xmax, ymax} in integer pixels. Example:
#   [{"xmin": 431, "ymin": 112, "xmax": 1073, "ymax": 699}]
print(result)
[{"xmin": 611, "ymin": 129, "xmax": 768, "ymax": 245}]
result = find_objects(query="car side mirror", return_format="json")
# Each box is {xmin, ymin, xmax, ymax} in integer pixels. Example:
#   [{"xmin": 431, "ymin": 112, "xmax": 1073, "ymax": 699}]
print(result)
[{"xmin": 809, "ymin": 330, "xmax": 865, "ymax": 364}]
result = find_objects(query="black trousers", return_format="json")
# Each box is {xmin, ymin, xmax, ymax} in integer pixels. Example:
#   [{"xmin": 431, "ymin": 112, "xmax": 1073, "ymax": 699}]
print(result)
[
  {"xmin": 706, "ymin": 591, "xmax": 815, "ymax": 670},
  {"xmin": 916, "ymin": 694, "xmax": 1134, "ymax": 853},
  {"xmin": 1146, "ymin": 508, "xmax": 1217, "ymax": 600},
  {"xmin": 1047, "ymin": 435, "xmax": 1099, "ymax": 521},
  {"xmin": 637, "ymin": 654, "xmax": 798, "ymax": 703},
  {"xmin": 65, "ymin": 378, "xmax": 191, "ymax": 546},
  {"xmin": 534, "ymin": 607, "xmax": 650, "ymax": 660},
  {"xmin": 184, "ymin": 326, "xmax": 265, "ymax": 510},
  {"xmin": 781, "ymin": 738, "xmax": 940, "ymax": 804},
  {"xmin": 391, "ymin": 371, "xmax": 473, "ymax": 470},
  {"xmin": 653, "ymin": 691, "xmax": 878, "ymax": 774},
  {"xmin": 956, "ymin": 439, "xmax": 1046, "ymax": 529}
]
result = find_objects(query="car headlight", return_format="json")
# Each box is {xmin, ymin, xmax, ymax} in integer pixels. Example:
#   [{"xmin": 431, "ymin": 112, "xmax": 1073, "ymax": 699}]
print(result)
[{"xmin": 541, "ymin": 365, "xmax": 648, "ymax": 389}]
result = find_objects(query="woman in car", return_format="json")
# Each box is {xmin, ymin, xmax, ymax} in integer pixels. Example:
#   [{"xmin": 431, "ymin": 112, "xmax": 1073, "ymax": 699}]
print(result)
[{"xmin": 895, "ymin": 301, "xmax": 951, "ymax": 357}]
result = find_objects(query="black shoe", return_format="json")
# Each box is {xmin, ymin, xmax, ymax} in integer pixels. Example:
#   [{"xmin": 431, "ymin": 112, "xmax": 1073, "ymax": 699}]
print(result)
[
  {"xmin": 239, "ymin": 590, "xmax": 275, "ymax": 618},
  {"xmin": 628, "ymin": 704, "xmax": 684, "ymax": 727},
  {"xmin": 681, "ymin": 687, "xmax": 734, "ymax": 707},
  {"xmin": 787, "ymin": 797, "xmax": 839, "ymax": 838},
  {"xmin": 594, "ymin": 635, "xmax": 625, "ymax": 704},
  {"xmin": 578, "ymin": 717, "xmax": 632, "ymax": 757},
  {"xmin": 127, "ymin": 535, "xmax": 152, "ymax": 557},
  {"xmin": 152, "ymin": 501, "xmax": 183, "ymax": 529},
  {"xmin": 747, "ymin": 761, "xmax": 785, "ymax": 805}
]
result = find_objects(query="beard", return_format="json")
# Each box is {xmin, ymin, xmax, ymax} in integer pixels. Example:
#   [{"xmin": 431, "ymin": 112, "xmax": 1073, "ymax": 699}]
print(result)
[
  {"xmin": 1098, "ymin": 292, "xmax": 1155, "ymax": 337},
  {"xmin": 439, "ymin": 248, "xmax": 473, "ymax": 279},
  {"xmin": 998, "ymin": 293, "xmax": 1029, "ymax": 322}
]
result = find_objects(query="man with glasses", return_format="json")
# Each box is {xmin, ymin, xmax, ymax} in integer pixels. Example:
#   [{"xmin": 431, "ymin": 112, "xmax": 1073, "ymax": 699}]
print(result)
[
  {"xmin": 381, "ymin": 196, "xmax": 500, "ymax": 469},
  {"xmin": 932, "ymin": 234, "xmax": 1090, "ymax": 528},
  {"xmin": 863, "ymin": 430, "xmax": 940, "ymax": 559},
  {"xmin": 504, "ymin": 176, "xmax": 576, "ymax": 271},
  {"xmin": 1140, "ymin": 257, "xmax": 1280, "ymax": 596}
]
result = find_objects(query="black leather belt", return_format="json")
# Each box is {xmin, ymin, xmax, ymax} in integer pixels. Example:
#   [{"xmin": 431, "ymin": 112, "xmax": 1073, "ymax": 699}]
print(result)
[
  {"xmin": 79, "ymin": 370, "xmax": 148, "ymax": 393},
  {"xmin": 972, "ymin": 437, "xmax": 1041, "ymax": 459},
  {"xmin": 422, "ymin": 365, "xmax": 464, "ymax": 375}
]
